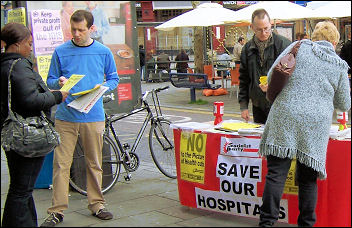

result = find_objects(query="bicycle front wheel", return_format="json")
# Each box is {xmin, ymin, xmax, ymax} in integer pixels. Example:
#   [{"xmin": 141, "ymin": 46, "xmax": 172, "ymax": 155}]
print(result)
[
  {"xmin": 69, "ymin": 135, "xmax": 121, "ymax": 195},
  {"xmin": 149, "ymin": 119, "xmax": 176, "ymax": 178}
]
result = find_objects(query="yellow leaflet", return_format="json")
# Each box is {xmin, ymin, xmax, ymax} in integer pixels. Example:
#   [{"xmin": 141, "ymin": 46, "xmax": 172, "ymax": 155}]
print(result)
[
  {"xmin": 71, "ymin": 84, "xmax": 102, "ymax": 96},
  {"xmin": 60, "ymin": 74, "xmax": 85, "ymax": 92}
]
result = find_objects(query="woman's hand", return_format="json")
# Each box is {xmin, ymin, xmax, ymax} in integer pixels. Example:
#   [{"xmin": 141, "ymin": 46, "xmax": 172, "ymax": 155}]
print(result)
[
  {"xmin": 259, "ymin": 84, "xmax": 268, "ymax": 92},
  {"xmin": 60, "ymin": 91, "xmax": 69, "ymax": 102}
]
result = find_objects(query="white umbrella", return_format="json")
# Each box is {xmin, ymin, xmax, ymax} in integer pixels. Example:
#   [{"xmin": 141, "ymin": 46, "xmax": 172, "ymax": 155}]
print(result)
[
  {"xmin": 310, "ymin": 1, "xmax": 351, "ymax": 19},
  {"xmin": 222, "ymin": 1, "xmax": 327, "ymax": 24},
  {"xmin": 155, "ymin": 3, "xmax": 240, "ymax": 31},
  {"xmin": 155, "ymin": 3, "xmax": 239, "ymax": 81}
]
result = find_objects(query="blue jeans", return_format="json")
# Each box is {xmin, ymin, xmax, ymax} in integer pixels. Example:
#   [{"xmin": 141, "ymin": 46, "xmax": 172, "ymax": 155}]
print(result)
[
  {"xmin": 2, "ymin": 150, "xmax": 45, "ymax": 227},
  {"xmin": 259, "ymin": 155, "xmax": 318, "ymax": 227},
  {"xmin": 140, "ymin": 66, "xmax": 145, "ymax": 80}
]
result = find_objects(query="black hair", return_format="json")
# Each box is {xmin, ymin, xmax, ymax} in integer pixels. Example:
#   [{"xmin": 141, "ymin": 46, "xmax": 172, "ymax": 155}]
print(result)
[{"xmin": 1, "ymin": 22, "xmax": 31, "ymax": 50}]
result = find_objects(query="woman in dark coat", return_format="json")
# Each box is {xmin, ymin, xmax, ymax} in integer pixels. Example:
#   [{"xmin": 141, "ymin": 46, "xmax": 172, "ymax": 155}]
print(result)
[
  {"xmin": 175, "ymin": 49, "xmax": 189, "ymax": 73},
  {"xmin": 1, "ymin": 23, "xmax": 68, "ymax": 227}
]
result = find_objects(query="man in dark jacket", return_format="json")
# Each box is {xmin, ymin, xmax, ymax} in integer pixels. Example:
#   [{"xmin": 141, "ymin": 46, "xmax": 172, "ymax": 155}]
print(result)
[
  {"xmin": 139, "ymin": 45, "xmax": 145, "ymax": 80},
  {"xmin": 238, "ymin": 9, "xmax": 291, "ymax": 124}
]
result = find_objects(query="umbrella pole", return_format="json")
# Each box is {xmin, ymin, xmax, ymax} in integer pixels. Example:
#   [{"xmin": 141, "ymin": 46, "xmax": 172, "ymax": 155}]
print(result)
[{"xmin": 209, "ymin": 26, "xmax": 215, "ymax": 84}]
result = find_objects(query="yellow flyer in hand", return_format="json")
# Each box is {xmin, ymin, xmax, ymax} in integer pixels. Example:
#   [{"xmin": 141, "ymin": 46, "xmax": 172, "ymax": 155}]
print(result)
[
  {"xmin": 60, "ymin": 74, "xmax": 85, "ymax": 92},
  {"xmin": 72, "ymin": 84, "xmax": 102, "ymax": 96}
]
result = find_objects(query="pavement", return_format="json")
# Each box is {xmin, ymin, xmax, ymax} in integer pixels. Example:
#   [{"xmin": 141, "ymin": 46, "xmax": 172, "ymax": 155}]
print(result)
[{"xmin": 1, "ymin": 80, "xmax": 349, "ymax": 227}]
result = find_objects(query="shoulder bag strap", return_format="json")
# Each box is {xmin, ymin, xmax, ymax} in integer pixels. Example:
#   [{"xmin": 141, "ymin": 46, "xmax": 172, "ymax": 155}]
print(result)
[
  {"xmin": 290, "ymin": 41, "xmax": 302, "ymax": 57},
  {"xmin": 6, "ymin": 58, "xmax": 21, "ymax": 116},
  {"xmin": 6, "ymin": 58, "xmax": 50, "ymax": 121}
]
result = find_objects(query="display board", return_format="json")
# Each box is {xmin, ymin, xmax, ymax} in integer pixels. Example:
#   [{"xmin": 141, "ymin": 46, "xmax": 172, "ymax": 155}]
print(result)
[{"xmin": 25, "ymin": 1, "xmax": 141, "ymax": 114}]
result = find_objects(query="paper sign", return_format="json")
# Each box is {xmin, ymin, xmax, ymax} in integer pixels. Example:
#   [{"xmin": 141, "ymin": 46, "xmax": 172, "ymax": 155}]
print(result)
[
  {"xmin": 180, "ymin": 132, "xmax": 206, "ymax": 184},
  {"xmin": 7, "ymin": 7, "xmax": 27, "ymax": 25},
  {"xmin": 117, "ymin": 83, "xmax": 132, "ymax": 104},
  {"xmin": 31, "ymin": 9, "xmax": 64, "ymax": 56},
  {"xmin": 60, "ymin": 74, "xmax": 85, "ymax": 92},
  {"xmin": 283, "ymin": 159, "xmax": 298, "ymax": 195},
  {"xmin": 36, "ymin": 55, "xmax": 52, "ymax": 82}
]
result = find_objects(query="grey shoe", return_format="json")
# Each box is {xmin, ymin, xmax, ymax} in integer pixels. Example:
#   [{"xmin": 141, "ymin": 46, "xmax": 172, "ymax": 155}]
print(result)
[
  {"xmin": 92, "ymin": 208, "xmax": 113, "ymax": 220},
  {"xmin": 40, "ymin": 212, "xmax": 64, "ymax": 227}
]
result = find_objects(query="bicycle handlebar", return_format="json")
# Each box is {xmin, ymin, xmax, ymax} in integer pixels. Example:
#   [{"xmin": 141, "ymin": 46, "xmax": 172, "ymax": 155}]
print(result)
[
  {"xmin": 104, "ymin": 86, "xmax": 170, "ymax": 104},
  {"xmin": 142, "ymin": 86, "xmax": 169, "ymax": 101},
  {"xmin": 103, "ymin": 96, "xmax": 112, "ymax": 104},
  {"xmin": 155, "ymin": 86, "xmax": 169, "ymax": 93}
]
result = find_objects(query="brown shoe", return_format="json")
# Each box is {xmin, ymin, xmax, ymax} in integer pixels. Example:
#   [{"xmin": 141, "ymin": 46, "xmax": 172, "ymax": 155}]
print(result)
[{"xmin": 92, "ymin": 208, "xmax": 113, "ymax": 220}]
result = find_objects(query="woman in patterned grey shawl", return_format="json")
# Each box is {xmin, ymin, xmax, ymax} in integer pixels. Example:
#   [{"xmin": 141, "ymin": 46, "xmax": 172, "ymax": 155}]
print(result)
[{"xmin": 258, "ymin": 21, "xmax": 351, "ymax": 227}]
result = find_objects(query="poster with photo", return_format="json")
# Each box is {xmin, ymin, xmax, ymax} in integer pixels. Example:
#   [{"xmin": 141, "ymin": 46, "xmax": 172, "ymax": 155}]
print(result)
[{"xmin": 26, "ymin": 1, "xmax": 141, "ymax": 114}]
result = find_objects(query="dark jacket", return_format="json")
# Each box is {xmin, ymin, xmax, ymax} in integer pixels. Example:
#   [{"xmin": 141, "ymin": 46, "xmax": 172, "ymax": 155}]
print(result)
[
  {"xmin": 238, "ymin": 32, "xmax": 291, "ymax": 110},
  {"xmin": 157, "ymin": 53, "xmax": 171, "ymax": 71},
  {"xmin": 339, "ymin": 39, "xmax": 351, "ymax": 74},
  {"xmin": 139, "ymin": 48, "xmax": 145, "ymax": 67},
  {"xmin": 1, "ymin": 53, "xmax": 62, "ymax": 128},
  {"xmin": 175, "ymin": 51, "xmax": 189, "ymax": 72}
]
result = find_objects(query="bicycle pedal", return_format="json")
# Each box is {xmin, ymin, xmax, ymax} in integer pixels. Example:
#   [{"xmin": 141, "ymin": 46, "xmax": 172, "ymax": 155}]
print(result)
[
  {"xmin": 124, "ymin": 174, "xmax": 132, "ymax": 181},
  {"xmin": 123, "ymin": 143, "xmax": 130, "ymax": 150}
]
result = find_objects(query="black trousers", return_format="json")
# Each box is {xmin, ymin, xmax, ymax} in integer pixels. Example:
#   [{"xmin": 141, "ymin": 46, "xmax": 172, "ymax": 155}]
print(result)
[
  {"xmin": 2, "ymin": 150, "xmax": 45, "ymax": 227},
  {"xmin": 259, "ymin": 155, "xmax": 318, "ymax": 227},
  {"xmin": 252, "ymin": 105, "xmax": 271, "ymax": 124}
]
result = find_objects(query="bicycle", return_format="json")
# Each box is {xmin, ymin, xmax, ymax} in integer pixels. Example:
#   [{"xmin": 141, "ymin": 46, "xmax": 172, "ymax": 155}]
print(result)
[{"xmin": 69, "ymin": 86, "xmax": 176, "ymax": 196}]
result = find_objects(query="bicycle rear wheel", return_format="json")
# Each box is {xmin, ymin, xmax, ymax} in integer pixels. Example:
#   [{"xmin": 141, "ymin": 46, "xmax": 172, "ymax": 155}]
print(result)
[
  {"xmin": 149, "ymin": 119, "xmax": 176, "ymax": 178},
  {"xmin": 69, "ymin": 135, "xmax": 121, "ymax": 195}
]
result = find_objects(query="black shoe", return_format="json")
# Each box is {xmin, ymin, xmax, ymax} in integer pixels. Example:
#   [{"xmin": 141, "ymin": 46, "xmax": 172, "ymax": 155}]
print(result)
[
  {"xmin": 40, "ymin": 212, "xmax": 64, "ymax": 227},
  {"xmin": 92, "ymin": 208, "xmax": 113, "ymax": 220}
]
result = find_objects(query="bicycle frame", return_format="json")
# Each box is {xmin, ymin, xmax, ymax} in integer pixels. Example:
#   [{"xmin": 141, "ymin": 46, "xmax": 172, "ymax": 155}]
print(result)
[
  {"xmin": 104, "ymin": 86, "xmax": 168, "ymax": 168},
  {"xmin": 69, "ymin": 86, "xmax": 173, "ymax": 195}
]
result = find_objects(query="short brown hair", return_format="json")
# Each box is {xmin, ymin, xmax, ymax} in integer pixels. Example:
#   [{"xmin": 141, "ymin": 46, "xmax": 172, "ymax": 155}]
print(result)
[
  {"xmin": 70, "ymin": 10, "xmax": 94, "ymax": 28},
  {"xmin": 300, "ymin": 33, "xmax": 308, "ymax": 40},
  {"xmin": 296, "ymin": 32, "xmax": 301, "ymax": 40},
  {"xmin": 1, "ymin": 22, "xmax": 31, "ymax": 51},
  {"xmin": 311, "ymin": 21, "xmax": 339, "ymax": 44},
  {"xmin": 251, "ymin": 9, "xmax": 271, "ymax": 24}
]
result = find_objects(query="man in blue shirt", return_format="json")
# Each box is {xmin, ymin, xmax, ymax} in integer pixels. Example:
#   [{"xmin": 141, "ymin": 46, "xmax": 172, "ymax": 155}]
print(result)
[
  {"xmin": 85, "ymin": 1, "xmax": 110, "ymax": 44},
  {"xmin": 40, "ymin": 10, "xmax": 119, "ymax": 227}
]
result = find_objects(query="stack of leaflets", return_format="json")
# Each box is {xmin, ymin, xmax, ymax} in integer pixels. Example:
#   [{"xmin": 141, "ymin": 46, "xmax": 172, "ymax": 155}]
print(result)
[
  {"xmin": 58, "ymin": 74, "xmax": 108, "ymax": 114},
  {"xmin": 215, "ymin": 120, "xmax": 263, "ymax": 135},
  {"xmin": 68, "ymin": 85, "xmax": 108, "ymax": 113}
]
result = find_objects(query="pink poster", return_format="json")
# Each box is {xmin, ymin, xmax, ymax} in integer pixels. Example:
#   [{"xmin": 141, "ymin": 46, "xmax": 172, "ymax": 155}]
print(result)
[
  {"xmin": 31, "ymin": 9, "xmax": 64, "ymax": 56},
  {"xmin": 117, "ymin": 83, "xmax": 132, "ymax": 104}
]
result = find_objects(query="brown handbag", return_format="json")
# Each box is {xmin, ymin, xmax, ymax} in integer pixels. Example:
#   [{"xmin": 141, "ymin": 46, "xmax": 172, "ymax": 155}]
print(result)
[{"xmin": 266, "ymin": 41, "xmax": 301, "ymax": 103}]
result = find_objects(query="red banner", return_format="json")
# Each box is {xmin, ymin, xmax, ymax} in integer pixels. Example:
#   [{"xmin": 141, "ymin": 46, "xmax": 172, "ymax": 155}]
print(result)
[{"xmin": 173, "ymin": 129, "xmax": 351, "ymax": 227}]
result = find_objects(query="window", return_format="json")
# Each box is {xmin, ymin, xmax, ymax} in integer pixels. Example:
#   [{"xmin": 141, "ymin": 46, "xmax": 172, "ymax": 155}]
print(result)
[
  {"xmin": 156, "ymin": 9, "xmax": 184, "ymax": 22},
  {"xmin": 136, "ymin": 9, "xmax": 142, "ymax": 22}
]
